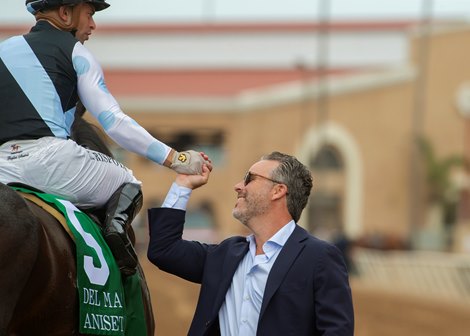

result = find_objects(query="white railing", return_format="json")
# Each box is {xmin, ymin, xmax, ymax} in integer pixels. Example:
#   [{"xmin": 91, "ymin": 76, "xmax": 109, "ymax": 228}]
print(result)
[{"xmin": 352, "ymin": 247, "xmax": 470, "ymax": 302}]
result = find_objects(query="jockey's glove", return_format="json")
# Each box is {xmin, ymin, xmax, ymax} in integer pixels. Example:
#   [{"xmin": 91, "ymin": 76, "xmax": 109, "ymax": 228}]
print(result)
[{"xmin": 170, "ymin": 150, "xmax": 206, "ymax": 175}]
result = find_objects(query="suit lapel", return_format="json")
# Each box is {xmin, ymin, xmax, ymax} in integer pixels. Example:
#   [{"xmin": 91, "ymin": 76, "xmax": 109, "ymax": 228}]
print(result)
[
  {"xmin": 259, "ymin": 225, "xmax": 308, "ymax": 318},
  {"xmin": 212, "ymin": 240, "xmax": 249, "ymax": 315}
]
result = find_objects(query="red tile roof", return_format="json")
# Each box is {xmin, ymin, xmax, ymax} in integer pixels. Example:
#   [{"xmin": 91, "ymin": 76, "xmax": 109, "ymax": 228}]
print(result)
[{"xmin": 103, "ymin": 68, "xmax": 355, "ymax": 97}]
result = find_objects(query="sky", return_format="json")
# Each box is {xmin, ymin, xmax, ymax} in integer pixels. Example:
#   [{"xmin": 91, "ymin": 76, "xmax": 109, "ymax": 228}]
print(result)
[{"xmin": 1, "ymin": 0, "xmax": 470, "ymax": 24}]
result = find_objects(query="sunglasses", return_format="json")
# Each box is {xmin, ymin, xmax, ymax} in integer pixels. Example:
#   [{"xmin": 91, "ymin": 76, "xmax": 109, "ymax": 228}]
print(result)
[{"xmin": 243, "ymin": 171, "xmax": 284, "ymax": 186}]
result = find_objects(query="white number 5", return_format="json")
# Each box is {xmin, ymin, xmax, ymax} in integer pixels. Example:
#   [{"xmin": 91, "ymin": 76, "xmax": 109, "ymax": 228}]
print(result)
[{"xmin": 58, "ymin": 200, "xmax": 110, "ymax": 286}]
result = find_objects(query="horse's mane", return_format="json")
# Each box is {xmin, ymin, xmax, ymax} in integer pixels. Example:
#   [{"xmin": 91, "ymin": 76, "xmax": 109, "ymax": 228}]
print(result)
[{"xmin": 71, "ymin": 101, "xmax": 114, "ymax": 158}]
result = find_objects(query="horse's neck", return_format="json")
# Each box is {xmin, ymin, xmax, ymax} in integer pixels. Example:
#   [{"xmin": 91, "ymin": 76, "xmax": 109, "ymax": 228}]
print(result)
[{"xmin": 71, "ymin": 115, "xmax": 114, "ymax": 158}]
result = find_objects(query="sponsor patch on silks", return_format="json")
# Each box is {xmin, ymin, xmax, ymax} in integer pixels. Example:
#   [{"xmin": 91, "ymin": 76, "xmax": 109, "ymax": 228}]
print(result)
[{"xmin": 12, "ymin": 187, "xmax": 147, "ymax": 336}]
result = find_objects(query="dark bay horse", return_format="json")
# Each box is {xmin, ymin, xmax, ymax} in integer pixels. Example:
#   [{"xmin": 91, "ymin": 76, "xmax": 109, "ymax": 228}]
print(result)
[{"xmin": 0, "ymin": 106, "xmax": 155, "ymax": 335}]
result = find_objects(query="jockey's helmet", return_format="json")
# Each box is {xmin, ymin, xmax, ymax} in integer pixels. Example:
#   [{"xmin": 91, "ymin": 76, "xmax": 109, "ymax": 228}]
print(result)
[{"xmin": 26, "ymin": 0, "xmax": 110, "ymax": 15}]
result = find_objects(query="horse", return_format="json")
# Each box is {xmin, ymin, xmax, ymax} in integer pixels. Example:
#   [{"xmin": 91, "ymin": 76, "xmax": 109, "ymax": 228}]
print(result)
[{"xmin": 0, "ymin": 105, "xmax": 155, "ymax": 335}]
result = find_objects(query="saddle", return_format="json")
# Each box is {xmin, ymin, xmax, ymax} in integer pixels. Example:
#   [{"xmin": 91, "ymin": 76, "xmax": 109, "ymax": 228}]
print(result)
[
  {"xmin": 9, "ymin": 182, "xmax": 106, "ymax": 240},
  {"xmin": 9, "ymin": 182, "xmax": 140, "ymax": 276}
]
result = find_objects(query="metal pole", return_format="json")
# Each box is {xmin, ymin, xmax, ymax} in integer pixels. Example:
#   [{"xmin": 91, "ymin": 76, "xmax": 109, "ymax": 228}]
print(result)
[
  {"xmin": 316, "ymin": 0, "xmax": 330, "ymax": 127},
  {"xmin": 409, "ymin": 0, "xmax": 433, "ymax": 246}
]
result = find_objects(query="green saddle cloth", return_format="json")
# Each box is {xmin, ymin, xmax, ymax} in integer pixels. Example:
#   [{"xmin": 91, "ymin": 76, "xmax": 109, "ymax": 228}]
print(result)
[{"xmin": 13, "ymin": 186, "xmax": 148, "ymax": 336}]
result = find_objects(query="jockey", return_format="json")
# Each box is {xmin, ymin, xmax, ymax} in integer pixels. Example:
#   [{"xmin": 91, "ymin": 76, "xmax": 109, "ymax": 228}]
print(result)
[{"xmin": 0, "ymin": 0, "xmax": 211, "ymax": 275}]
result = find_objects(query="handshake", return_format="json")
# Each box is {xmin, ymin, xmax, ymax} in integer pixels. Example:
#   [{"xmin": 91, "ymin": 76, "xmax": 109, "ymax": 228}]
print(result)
[{"xmin": 168, "ymin": 150, "xmax": 212, "ymax": 175}]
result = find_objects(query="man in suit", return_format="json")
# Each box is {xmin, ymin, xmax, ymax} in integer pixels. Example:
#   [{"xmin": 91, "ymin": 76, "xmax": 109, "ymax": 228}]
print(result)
[{"xmin": 147, "ymin": 151, "xmax": 354, "ymax": 335}]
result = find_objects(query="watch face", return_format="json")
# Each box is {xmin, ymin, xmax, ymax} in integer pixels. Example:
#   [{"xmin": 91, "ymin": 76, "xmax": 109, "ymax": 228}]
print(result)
[{"xmin": 456, "ymin": 82, "xmax": 470, "ymax": 118}]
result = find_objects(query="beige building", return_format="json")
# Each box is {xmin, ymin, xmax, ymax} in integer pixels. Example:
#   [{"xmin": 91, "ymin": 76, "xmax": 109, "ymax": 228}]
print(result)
[{"xmin": 1, "ymin": 20, "xmax": 469, "ymax": 250}]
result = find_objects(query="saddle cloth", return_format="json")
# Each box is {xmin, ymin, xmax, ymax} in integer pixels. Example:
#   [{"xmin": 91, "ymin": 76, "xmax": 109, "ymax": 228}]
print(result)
[{"xmin": 11, "ymin": 185, "xmax": 147, "ymax": 336}]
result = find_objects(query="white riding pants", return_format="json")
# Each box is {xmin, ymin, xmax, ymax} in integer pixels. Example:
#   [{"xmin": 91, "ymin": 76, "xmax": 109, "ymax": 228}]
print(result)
[{"xmin": 0, "ymin": 137, "xmax": 140, "ymax": 208}]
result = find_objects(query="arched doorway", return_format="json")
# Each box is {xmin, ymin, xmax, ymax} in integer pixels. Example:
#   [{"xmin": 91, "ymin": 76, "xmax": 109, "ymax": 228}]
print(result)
[
  {"xmin": 308, "ymin": 144, "xmax": 345, "ymax": 241},
  {"xmin": 298, "ymin": 122, "xmax": 363, "ymax": 239}
]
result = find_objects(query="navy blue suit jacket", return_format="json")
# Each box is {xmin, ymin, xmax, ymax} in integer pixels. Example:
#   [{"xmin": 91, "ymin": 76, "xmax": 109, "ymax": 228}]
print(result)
[{"xmin": 147, "ymin": 208, "xmax": 354, "ymax": 336}]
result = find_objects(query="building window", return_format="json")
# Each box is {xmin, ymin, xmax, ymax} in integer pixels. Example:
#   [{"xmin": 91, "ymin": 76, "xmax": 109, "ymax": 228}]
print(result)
[{"xmin": 310, "ymin": 145, "xmax": 343, "ymax": 171}]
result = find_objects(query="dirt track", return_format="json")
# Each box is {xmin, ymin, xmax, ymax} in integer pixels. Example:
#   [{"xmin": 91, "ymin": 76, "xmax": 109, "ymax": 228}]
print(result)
[{"xmin": 139, "ymin": 254, "xmax": 470, "ymax": 336}]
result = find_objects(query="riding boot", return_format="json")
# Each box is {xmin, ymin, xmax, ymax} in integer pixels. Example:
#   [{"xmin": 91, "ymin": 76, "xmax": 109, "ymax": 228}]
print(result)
[{"xmin": 103, "ymin": 183, "xmax": 143, "ymax": 276}]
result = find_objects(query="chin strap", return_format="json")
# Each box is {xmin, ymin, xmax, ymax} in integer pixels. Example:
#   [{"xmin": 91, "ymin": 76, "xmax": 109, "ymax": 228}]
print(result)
[{"xmin": 34, "ymin": 5, "xmax": 81, "ymax": 34}]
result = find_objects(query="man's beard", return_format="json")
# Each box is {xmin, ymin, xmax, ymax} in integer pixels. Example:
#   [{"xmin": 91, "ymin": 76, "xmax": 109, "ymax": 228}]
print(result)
[{"xmin": 232, "ymin": 192, "xmax": 269, "ymax": 226}]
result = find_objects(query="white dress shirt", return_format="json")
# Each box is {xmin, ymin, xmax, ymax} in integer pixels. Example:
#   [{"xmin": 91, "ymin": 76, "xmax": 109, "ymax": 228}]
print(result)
[{"xmin": 218, "ymin": 221, "xmax": 295, "ymax": 336}]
